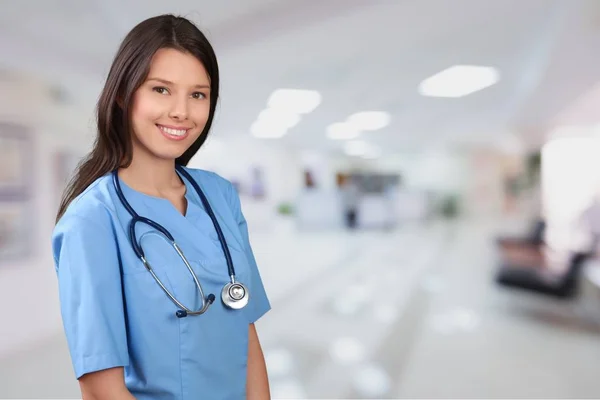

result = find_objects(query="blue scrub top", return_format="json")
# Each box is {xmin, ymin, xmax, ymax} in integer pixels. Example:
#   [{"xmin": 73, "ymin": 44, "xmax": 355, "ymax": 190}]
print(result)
[{"xmin": 52, "ymin": 167, "xmax": 271, "ymax": 399}]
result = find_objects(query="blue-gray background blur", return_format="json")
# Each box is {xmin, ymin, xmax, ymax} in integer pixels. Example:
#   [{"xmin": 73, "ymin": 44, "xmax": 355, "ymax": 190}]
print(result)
[{"xmin": 2, "ymin": 1, "xmax": 600, "ymax": 398}]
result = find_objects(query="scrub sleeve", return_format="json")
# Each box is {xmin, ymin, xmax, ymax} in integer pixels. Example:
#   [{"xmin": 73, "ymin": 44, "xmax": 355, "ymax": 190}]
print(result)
[
  {"xmin": 53, "ymin": 213, "xmax": 129, "ymax": 379},
  {"xmin": 223, "ymin": 177, "xmax": 271, "ymax": 323}
]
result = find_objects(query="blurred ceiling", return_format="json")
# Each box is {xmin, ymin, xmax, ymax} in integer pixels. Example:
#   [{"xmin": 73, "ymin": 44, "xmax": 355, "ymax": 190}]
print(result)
[{"xmin": 2, "ymin": 0, "xmax": 600, "ymax": 155}]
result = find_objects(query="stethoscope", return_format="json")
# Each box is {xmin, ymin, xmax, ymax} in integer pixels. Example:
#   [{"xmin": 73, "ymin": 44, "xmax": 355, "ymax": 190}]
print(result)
[{"xmin": 112, "ymin": 164, "xmax": 249, "ymax": 318}]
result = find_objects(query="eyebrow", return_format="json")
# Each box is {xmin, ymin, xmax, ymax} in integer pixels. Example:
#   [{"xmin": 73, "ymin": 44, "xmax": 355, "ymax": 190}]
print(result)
[{"xmin": 147, "ymin": 77, "xmax": 210, "ymax": 89}]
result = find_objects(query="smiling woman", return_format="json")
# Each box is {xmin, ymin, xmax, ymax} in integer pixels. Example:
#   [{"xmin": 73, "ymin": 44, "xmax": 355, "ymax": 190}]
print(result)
[
  {"xmin": 51, "ymin": 14, "xmax": 271, "ymax": 400},
  {"xmin": 127, "ymin": 48, "xmax": 211, "ymax": 161}
]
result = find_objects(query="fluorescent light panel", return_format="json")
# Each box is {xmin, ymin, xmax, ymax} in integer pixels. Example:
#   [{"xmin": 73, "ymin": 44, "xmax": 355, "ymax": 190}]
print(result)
[
  {"xmin": 252, "ymin": 88, "xmax": 321, "ymax": 139},
  {"xmin": 257, "ymin": 108, "xmax": 301, "ymax": 129},
  {"xmin": 326, "ymin": 111, "xmax": 390, "ymax": 143},
  {"xmin": 250, "ymin": 120, "xmax": 287, "ymax": 138},
  {"xmin": 267, "ymin": 89, "xmax": 322, "ymax": 114},
  {"xmin": 347, "ymin": 111, "xmax": 391, "ymax": 131},
  {"xmin": 418, "ymin": 65, "xmax": 500, "ymax": 98}
]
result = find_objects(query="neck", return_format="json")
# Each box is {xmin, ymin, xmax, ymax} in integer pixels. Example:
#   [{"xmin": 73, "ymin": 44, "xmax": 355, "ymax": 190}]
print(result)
[{"xmin": 118, "ymin": 151, "xmax": 184, "ymax": 197}]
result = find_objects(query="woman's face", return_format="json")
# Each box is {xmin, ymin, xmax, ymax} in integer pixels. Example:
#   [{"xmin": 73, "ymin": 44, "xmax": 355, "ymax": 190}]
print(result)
[{"xmin": 129, "ymin": 48, "xmax": 211, "ymax": 163}]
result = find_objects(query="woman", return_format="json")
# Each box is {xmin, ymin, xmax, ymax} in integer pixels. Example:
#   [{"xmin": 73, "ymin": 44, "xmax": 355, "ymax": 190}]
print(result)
[{"xmin": 52, "ymin": 15, "xmax": 271, "ymax": 399}]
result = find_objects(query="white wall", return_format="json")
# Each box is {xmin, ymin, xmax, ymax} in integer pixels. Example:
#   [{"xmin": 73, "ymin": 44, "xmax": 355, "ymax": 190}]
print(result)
[
  {"xmin": 190, "ymin": 134, "xmax": 303, "ymax": 206},
  {"xmin": 542, "ymin": 132, "xmax": 600, "ymax": 253},
  {"xmin": 366, "ymin": 147, "xmax": 517, "ymax": 218},
  {"xmin": 188, "ymin": 135, "xmax": 306, "ymax": 232},
  {"xmin": 0, "ymin": 74, "xmax": 92, "ymax": 357}
]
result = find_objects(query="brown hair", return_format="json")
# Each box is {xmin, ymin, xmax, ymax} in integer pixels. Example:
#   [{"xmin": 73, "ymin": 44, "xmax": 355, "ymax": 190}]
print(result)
[{"xmin": 56, "ymin": 14, "xmax": 219, "ymax": 222}]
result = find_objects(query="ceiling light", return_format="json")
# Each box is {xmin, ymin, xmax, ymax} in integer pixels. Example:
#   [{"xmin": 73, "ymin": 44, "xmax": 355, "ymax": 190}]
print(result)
[
  {"xmin": 257, "ymin": 108, "xmax": 301, "ymax": 129},
  {"xmin": 326, "ymin": 122, "xmax": 360, "ymax": 140},
  {"xmin": 267, "ymin": 89, "xmax": 322, "ymax": 114},
  {"xmin": 418, "ymin": 65, "xmax": 500, "ymax": 98},
  {"xmin": 347, "ymin": 111, "xmax": 391, "ymax": 131},
  {"xmin": 250, "ymin": 120, "xmax": 287, "ymax": 139},
  {"xmin": 344, "ymin": 140, "xmax": 369, "ymax": 156}
]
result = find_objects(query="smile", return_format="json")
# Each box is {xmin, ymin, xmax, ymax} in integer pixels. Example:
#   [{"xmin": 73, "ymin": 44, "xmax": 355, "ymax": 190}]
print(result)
[{"xmin": 157, "ymin": 125, "xmax": 190, "ymax": 141}]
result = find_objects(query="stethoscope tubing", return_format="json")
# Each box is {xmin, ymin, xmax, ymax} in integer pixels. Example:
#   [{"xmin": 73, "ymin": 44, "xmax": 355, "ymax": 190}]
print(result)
[{"xmin": 111, "ymin": 165, "xmax": 241, "ymax": 317}]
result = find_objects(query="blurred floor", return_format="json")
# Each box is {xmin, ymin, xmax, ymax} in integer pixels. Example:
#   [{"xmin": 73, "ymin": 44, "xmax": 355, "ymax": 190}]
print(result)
[
  {"xmin": 393, "ymin": 220, "xmax": 600, "ymax": 399},
  {"xmin": 1, "ymin": 218, "xmax": 599, "ymax": 398}
]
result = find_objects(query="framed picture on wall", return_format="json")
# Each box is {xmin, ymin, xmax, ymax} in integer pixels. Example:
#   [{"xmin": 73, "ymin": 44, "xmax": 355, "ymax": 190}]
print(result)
[
  {"xmin": 0, "ymin": 201, "xmax": 32, "ymax": 262},
  {"xmin": 0, "ymin": 122, "xmax": 32, "ymax": 199}
]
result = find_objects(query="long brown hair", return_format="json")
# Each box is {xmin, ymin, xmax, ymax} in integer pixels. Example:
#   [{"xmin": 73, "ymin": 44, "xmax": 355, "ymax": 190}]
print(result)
[{"xmin": 56, "ymin": 14, "xmax": 220, "ymax": 223}]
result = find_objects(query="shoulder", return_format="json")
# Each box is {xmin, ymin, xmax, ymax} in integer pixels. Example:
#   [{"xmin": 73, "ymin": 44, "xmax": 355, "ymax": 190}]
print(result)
[
  {"xmin": 182, "ymin": 167, "xmax": 233, "ymax": 191},
  {"xmin": 52, "ymin": 174, "xmax": 122, "ymax": 265},
  {"xmin": 54, "ymin": 174, "xmax": 117, "ymax": 235},
  {"xmin": 181, "ymin": 167, "xmax": 239, "ymax": 206}
]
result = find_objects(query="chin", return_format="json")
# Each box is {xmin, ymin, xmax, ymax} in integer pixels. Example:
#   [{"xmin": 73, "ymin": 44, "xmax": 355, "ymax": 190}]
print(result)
[
  {"xmin": 157, "ymin": 151, "xmax": 186, "ymax": 161},
  {"xmin": 145, "ymin": 147, "xmax": 185, "ymax": 162}
]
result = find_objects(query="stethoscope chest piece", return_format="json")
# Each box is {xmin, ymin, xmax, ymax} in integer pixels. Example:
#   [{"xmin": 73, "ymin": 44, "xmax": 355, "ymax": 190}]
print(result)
[
  {"xmin": 113, "ymin": 165, "xmax": 252, "ymax": 317},
  {"xmin": 222, "ymin": 281, "xmax": 249, "ymax": 309}
]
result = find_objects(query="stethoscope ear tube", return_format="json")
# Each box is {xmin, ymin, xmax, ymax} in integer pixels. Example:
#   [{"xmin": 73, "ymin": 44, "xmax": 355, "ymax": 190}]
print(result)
[
  {"xmin": 175, "ymin": 165, "xmax": 237, "ymax": 279},
  {"xmin": 130, "ymin": 217, "xmax": 176, "ymax": 259}
]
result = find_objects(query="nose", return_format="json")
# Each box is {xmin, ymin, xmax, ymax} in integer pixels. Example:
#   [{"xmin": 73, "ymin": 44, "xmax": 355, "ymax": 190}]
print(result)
[{"xmin": 168, "ymin": 95, "xmax": 189, "ymax": 120}]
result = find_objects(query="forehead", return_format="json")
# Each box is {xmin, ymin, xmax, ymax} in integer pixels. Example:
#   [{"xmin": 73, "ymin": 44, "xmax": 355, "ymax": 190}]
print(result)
[{"xmin": 148, "ymin": 48, "xmax": 209, "ymax": 84}]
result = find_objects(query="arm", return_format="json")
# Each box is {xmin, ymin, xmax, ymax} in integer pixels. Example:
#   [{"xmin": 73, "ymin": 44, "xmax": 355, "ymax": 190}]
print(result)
[
  {"xmin": 79, "ymin": 367, "xmax": 136, "ymax": 400},
  {"xmin": 246, "ymin": 323, "xmax": 270, "ymax": 400},
  {"xmin": 52, "ymin": 215, "xmax": 130, "ymax": 394}
]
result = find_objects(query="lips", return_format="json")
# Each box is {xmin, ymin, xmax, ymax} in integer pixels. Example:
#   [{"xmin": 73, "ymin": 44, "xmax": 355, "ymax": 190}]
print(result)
[{"xmin": 157, "ymin": 124, "xmax": 190, "ymax": 141}]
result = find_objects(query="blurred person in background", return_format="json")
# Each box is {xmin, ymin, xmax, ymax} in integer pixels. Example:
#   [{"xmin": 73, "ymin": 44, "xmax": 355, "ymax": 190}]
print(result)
[
  {"xmin": 52, "ymin": 14, "xmax": 271, "ymax": 400},
  {"xmin": 303, "ymin": 169, "xmax": 316, "ymax": 189},
  {"xmin": 340, "ymin": 174, "xmax": 360, "ymax": 229}
]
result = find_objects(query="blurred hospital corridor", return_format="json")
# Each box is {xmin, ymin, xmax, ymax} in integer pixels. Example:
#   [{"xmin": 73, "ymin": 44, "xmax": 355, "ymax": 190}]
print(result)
[
  {"xmin": 2, "ymin": 218, "xmax": 600, "ymax": 398},
  {"xmin": 3, "ymin": 0, "xmax": 600, "ymax": 398}
]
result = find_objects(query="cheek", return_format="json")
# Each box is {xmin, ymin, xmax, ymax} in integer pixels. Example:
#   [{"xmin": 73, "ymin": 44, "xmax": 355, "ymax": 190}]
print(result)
[
  {"xmin": 131, "ymin": 95, "xmax": 163, "ymax": 129},
  {"xmin": 190, "ymin": 103, "xmax": 211, "ymax": 130}
]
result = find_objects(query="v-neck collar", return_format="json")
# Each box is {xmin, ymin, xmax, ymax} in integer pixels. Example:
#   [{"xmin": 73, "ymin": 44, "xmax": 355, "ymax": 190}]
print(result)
[
  {"xmin": 116, "ymin": 170, "xmax": 197, "ymax": 219},
  {"xmin": 114, "ymin": 168, "xmax": 246, "ymax": 254}
]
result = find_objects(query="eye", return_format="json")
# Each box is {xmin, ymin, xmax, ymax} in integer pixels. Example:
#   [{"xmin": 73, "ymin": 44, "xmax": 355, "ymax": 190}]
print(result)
[
  {"xmin": 191, "ymin": 92, "xmax": 207, "ymax": 100},
  {"xmin": 153, "ymin": 86, "xmax": 169, "ymax": 95}
]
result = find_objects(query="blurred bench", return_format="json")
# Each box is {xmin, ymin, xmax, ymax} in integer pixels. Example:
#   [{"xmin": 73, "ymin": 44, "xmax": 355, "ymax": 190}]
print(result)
[{"xmin": 495, "ymin": 251, "xmax": 590, "ymax": 299}]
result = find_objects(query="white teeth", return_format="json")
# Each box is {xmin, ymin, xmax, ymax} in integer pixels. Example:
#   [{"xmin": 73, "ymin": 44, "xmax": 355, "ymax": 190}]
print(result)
[{"xmin": 159, "ymin": 125, "xmax": 187, "ymax": 136}]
